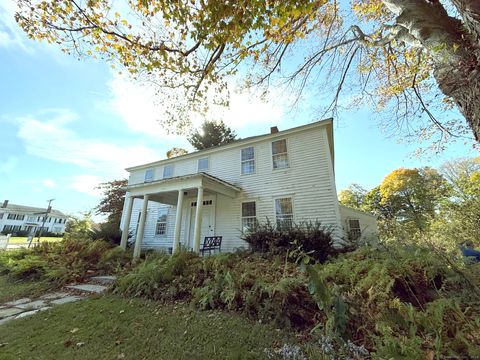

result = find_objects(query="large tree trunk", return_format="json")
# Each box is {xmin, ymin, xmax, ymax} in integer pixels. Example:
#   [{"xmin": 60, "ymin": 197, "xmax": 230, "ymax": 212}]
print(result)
[{"xmin": 383, "ymin": 0, "xmax": 480, "ymax": 142}]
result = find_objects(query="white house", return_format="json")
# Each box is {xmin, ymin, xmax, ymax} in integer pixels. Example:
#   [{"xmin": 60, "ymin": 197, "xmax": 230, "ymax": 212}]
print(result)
[
  {"xmin": 0, "ymin": 200, "xmax": 68, "ymax": 235},
  {"xmin": 120, "ymin": 119, "xmax": 378, "ymax": 257}
]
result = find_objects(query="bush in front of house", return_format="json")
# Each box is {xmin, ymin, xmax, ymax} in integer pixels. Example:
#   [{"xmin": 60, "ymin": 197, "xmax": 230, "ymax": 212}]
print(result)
[{"xmin": 241, "ymin": 219, "xmax": 335, "ymax": 263}]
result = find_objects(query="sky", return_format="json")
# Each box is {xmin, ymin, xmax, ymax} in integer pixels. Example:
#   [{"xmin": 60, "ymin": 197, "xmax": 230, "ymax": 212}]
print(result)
[{"xmin": 0, "ymin": 1, "xmax": 478, "ymax": 221}]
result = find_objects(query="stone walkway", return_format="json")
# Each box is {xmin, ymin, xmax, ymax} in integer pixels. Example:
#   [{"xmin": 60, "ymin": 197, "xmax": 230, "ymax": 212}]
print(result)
[{"xmin": 0, "ymin": 275, "xmax": 116, "ymax": 326}]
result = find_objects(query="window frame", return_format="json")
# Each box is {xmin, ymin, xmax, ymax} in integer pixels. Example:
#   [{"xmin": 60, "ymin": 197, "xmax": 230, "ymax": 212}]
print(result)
[
  {"xmin": 241, "ymin": 201, "xmax": 257, "ymax": 232},
  {"xmin": 271, "ymin": 139, "xmax": 290, "ymax": 170},
  {"xmin": 163, "ymin": 164, "xmax": 174, "ymax": 179},
  {"xmin": 197, "ymin": 157, "xmax": 209, "ymax": 172},
  {"xmin": 274, "ymin": 197, "xmax": 294, "ymax": 228},
  {"xmin": 347, "ymin": 218, "xmax": 361, "ymax": 240},
  {"xmin": 144, "ymin": 168, "xmax": 154, "ymax": 182},
  {"xmin": 155, "ymin": 210, "xmax": 168, "ymax": 236},
  {"xmin": 240, "ymin": 146, "xmax": 255, "ymax": 175}
]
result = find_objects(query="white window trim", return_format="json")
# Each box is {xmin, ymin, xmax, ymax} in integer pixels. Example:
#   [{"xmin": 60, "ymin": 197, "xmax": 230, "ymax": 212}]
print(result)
[
  {"xmin": 241, "ymin": 201, "xmax": 257, "ymax": 232},
  {"xmin": 240, "ymin": 146, "xmax": 256, "ymax": 176},
  {"xmin": 197, "ymin": 157, "xmax": 210, "ymax": 172},
  {"xmin": 163, "ymin": 164, "xmax": 174, "ymax": 179},
  {"xmin": 155, "ymin": 210, "xmax": 168, "ymax": 237},
  {"xmin": 144, "ymin": 168, "xmax": 154, "ymax": 182},
  {"xmin": 271, "ymin": 138, "xmax": 290, "ymax": 170},
  {"xmin": 273, "ymin": 196, "xmax": 294, "ymax": 227}
]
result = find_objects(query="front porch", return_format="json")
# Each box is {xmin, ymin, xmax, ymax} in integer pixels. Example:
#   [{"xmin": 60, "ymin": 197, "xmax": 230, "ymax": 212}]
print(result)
[{"xmin": 120, "ymin": 173, "xmax": 241, "ymax": 258}]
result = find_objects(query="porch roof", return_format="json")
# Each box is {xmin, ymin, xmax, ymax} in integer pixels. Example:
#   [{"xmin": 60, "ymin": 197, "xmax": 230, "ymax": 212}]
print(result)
[{"xmin": 125, "ymin": 172, "xmax": 242, "ymax": 203}]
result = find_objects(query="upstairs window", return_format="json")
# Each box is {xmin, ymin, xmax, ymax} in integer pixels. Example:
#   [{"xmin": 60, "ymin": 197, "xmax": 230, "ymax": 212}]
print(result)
[
  {"xmin": 144, "ymin": 168, "xmax": 154, "ymax": 182},
  {"xmin": 27, "ymin": 216, "xmax": 36, "ymax": 222},
  {"xmin": 198, "ymin": 157, "xmax": 209, "ymax": 172},
  {"xmin": 348, "ymin": 219, "xmax": 361, "ymax": 240},
  {"xmin": 241, "ymin": 202, "xmax": 257, "ymax": 232},
  {"xmin": 7, "ymin": 213, "xmax": 15, "ymax": 220},
  {"xmin": 0, "ymin": 213, "xmax": 3, "ymax": 219},
  {"xmin": 241, "ymin": 147, "xmax": 255, "ymax": 175},
  {"xmin": 275, "ymin": 197, "xmax": 293, "ymax": 228},
  {"xmin": 163, "ymin": 165, "xmax": 174, "ymax": 178},
  {"xmin": 272, "ymin": 139, "xmax": 289, "ymax": 169},
  {"xmin": 156, "ymin": 211, "xmax": 168, "ymax": 236}
]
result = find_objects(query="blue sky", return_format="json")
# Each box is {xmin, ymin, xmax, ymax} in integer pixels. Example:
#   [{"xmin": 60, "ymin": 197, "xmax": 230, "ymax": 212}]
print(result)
[{"xmin": 0, "ymin": 2, "xmax": 478, "ymax": 220}]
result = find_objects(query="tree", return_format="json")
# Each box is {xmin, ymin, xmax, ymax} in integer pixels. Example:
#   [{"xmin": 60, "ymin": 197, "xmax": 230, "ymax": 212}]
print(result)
[
  {"xmin": 16, "ymin": 0, "xmax": 480, "ymax": 146},
  {"xmin": 188, "ymin": 120, "xmax": 237, "ymax": 150},
  {"xmin": 166, "ymin": 147, "xmax": 188, "ymax": 159},
  {"xmin": 379, "ymin": 167, "xmax": 450, "ymax": 232},
  {"xmin": 95, "ymin": 179, "xmax": 128, "ymax": 226},
  {"xmin": 338, "ymin": 184, "xmax": 367, "ymax": 210}
]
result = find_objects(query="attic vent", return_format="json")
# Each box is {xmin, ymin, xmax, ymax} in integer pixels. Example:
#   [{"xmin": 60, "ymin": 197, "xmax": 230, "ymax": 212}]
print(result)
[{"xmin": 270, "ymin": 126, "xmax": 279, "ymax": 134}]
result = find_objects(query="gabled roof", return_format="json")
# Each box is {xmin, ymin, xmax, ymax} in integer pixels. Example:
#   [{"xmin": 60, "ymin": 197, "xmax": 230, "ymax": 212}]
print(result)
[
  {"xmin": 126, "ymin": 118, "xmax": 334, "ymax": 172},
  {"xmin": 0, "ymin": 203, "xmax": 67, "ymax": 217}
]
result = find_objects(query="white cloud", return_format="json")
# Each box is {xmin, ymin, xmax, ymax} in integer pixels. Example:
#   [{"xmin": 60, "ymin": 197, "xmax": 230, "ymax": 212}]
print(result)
[
  {"xmin": 0, "ymin": 0, "xmax": 32, "ymax": 52},
  {"xmin": 16, "ymin": 109, "xmax": 159, "ymax": 177},
  {"xmin": 71, "ymin": 175, "xmax": 103, "ymax": 197},
  {"xmin": 41, "ymin": 178, "xmax": 56, "ymax": 188},
  {"xmin": 106, "ymin": 73, "xmax": 288, "ymax": 138}
]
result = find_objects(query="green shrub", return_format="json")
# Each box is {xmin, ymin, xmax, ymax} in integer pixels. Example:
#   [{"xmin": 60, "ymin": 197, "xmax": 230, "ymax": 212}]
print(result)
[
  {"xmin": 0, "ymin": 238, "xmax": 132, "ymax": 285},
  {"xmin": 242, "ymin": 220, "xmax": 335, "ymax": 263}
]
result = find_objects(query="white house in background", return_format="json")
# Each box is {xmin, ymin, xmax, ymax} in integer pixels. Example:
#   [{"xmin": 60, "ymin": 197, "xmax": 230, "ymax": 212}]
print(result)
[
  {"xmin": 120, "ymin": 119, "xmax": 378, "ymax": 257},
  {"xmin": 0, "ymin": 200, "xmax": 68, "ymax": 235}
]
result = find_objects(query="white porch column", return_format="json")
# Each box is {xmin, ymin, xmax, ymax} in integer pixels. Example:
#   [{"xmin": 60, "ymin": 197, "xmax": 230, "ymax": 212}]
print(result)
[
  {"xmin": 173, "ymin": 189, "xmax": 185, "ymax": 253},
  {"xmin": 193, "ymin": 186, "xmax": 204, "ymax": 253},
  {"xmin": 120, "ymin": 195, "xmax": 134, "ymax": 250},
  {"xmin": 133, "ymin": 194, "xmax": 149, "ymax": 259}
]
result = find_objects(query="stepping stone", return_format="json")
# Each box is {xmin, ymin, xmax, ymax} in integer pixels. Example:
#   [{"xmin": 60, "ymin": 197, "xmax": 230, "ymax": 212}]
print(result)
[
  {"xmin": 5, "ymin": 298, "xmax": 31, "ymax": 306},
  {"xmin": 40, "ymin": 292, "xmax": 70, "ymax": 300},
  {"xmin": 89, "ymin": 276, "xmax": 116, "ymax": 285},
  {"xmin": 15, "ymin": 307, "xmax": 50, "ymax": 319},
  {"xmin": 66, "ymin": 284, "xmax": 107, "ymax": 294},
  {"xmin": 50, "ymin": 296, "xmax": 83, "ymax": 305},
  {"xmin": 0, "ymin": 307, "xmax": 24, "ymax": 319},
  {"xmin": 16, "ymin": 300, "xmax": 47, "ymax": 310},
  {"xmin": 0, "ymin": 316, "xmax": 16, "ymax": 326}
]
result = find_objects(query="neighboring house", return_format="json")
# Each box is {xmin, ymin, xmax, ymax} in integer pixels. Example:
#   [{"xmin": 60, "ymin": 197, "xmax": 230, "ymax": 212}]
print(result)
[
  {"xmin": 0, "ymin": 200, "xmax": 68, "ymax": 235},
  {"xmin": 120, "ymin": 119, "xmax": 378, "ymax": 257}
]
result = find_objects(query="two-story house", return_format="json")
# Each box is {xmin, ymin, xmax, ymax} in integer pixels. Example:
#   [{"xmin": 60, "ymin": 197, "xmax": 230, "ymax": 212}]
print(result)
[
  {"xmin": 0, "ymin": 200, "xmax": 68, "ymax": 235},
  {"xmin": 120, "ymin": 119, "xmax": 378, "ymax": 257}
]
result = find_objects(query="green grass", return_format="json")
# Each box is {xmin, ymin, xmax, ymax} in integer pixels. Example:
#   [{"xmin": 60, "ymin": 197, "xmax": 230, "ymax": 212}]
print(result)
[
  {"xmin": 0, "ymin": 275, "xmax": 51, "ymax": 303},
  {"xmin": 0, "ymin": 295, "xmax": 323, "ymax": 359},
  {"xmin": 7, "ymin": 237, "xmax": 63, "ymax": 245}
]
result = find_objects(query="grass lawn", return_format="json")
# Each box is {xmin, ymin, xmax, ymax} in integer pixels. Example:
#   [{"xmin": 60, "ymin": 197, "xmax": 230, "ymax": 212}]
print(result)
[
  {"xmin": 7, "ymin": 237, "xmax": 63, "ymax": 245},
  {"xmin": 0, "ymin": 295, "xmax": 323, "ymax": 359},
  {"xmin": 0, "ymin": 275, "xmax": 52, "ymax": 303}
]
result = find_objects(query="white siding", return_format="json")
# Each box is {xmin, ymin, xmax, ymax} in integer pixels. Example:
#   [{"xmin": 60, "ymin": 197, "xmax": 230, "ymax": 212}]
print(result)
[
  {"xmin": 339, "ymin": 205, "xmax": 379, "ymax": 243},
  {"xmin": 122, "ymin": 122, "xmax": 346, "ymax": 251}
]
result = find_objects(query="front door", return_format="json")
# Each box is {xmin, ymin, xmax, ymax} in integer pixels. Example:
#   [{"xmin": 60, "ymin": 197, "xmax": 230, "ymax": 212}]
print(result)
[{"xmin": 187, "ymin": 198, "xmax": 215, "ymax": 249}]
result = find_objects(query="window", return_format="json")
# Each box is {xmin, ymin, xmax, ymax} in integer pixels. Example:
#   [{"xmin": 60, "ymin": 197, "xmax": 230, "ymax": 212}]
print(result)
[
  {"xmin": 348, "ymin": 219, "xmax": 361, "ymax": 240},
  {"xmin": 163, "ymin": 165, "xmax": 174, "ymax": 178},
  {"xmin": 7, "ymin": 213, "xmax": 15, "ymax": 220},
  {"xmin": 272, "ymin": 139, "xmax": 289, "ymax": 169},
  {"xmin": 241, "ymin": 147, "xmax": 255, "ymax": 175},
  {"xmin": 3, "ymin": 225, "xmax": 21, "ymax": 232},
  {"xmin": 155, "ymin": 211, "xmax": 168, "ymax": 236},
  {"xmin": 198, "ymin": 157, "xmax": 209, "ymax": 172},
  {"xmin": 0, "ymin": 213, "xmax": 3, "ymax": 219},
  {"xmin": 144, "ymin": 168, "xmax": 154, "ymax": 182},
  {"xmin": 241, "ymin": 202, "xmax": 257, "ymax": 232},
  {"xmin": 27, "ymin": 216, "xmax": 36, "ymax": 222},
  {"xmin": 275, "ymin": 197, "xmax": 293, "ymax": 228}
]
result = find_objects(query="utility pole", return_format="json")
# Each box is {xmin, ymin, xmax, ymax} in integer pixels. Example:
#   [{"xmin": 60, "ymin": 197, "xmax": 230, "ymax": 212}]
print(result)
[{"xmin": 28, "ymin": 199, "xmax": 54, "ymax": 248}]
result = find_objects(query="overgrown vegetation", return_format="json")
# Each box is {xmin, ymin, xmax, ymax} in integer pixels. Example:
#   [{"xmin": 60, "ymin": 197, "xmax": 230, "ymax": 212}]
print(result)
[
  {"xmin": 0, "ymin": 239, "xmax": 131, "ymax": 286},
  {"xmin": 242, "ymin": 220, "xmax": 335, "ymax": 263},
  {"xmin": 111, "ymin": 244, "xmax": 480, "ymax": 358}
]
